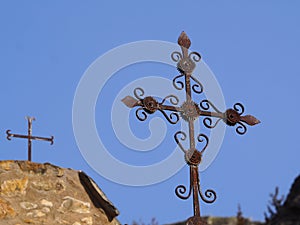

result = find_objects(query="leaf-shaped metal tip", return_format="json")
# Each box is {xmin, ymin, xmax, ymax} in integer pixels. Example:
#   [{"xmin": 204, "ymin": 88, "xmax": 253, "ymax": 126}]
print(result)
[
  {"xmin": 241, "ymin": 115, "xmax": 261, "ymax": 126},
  {"xmin": 122, "ymin": 96, "xmax": 139, "ymax": 108},
  {"xmin": 178, "ymin": 31, "xmax": 191, "ymax": 49}
]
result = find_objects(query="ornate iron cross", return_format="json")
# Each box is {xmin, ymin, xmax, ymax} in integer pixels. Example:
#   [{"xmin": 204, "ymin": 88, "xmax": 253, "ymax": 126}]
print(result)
[
  {"xmin": 6, "ymin": 116, "xmax": 54, "ymax": 162},
  {"xmin": 122, "ymin": 32, "xmax": 260, "ymax": 225}
]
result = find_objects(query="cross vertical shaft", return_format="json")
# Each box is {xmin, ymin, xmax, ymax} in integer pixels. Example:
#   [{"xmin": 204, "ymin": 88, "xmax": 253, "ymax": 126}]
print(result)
[
  {"xmin": 191, "ymin": 166, "xmax": 200, "ymax": 217},
  {"xmin": 183, "ymin": 46, "xmax": 200, "ymax": 218},
  {"xmin": 27, "ymin": 116, "xmax": 34, "ymax": 161}
]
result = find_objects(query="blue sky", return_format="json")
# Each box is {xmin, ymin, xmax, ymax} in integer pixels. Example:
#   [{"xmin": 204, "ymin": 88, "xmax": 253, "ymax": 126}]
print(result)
[{"xmin": 1, "ymin": 1, "xmax": 300, "ymax": 224}]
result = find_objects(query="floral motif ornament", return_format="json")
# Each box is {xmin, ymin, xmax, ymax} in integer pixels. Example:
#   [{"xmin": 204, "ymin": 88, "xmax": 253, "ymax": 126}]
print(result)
[{"xmin": 122, "ymin": 32, "xmax": 260, "ymax": 224}]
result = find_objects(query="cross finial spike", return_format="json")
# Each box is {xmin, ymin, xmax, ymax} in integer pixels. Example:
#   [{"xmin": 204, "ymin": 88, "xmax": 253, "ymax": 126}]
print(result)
[
  {"xmin": 178, "ymin": 31, "xmax": 191, "ymax": 58},
  {"xmin": 26, "ymin": 116, "xmax": 36, "ymax": 121},
  {"xmin": 178, "ymin": 31, "xmax": 191, "ymax": 49}
]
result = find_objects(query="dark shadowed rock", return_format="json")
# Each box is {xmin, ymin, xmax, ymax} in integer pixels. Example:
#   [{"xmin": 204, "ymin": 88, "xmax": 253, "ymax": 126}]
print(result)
[{"xmin": 267, "ymin": 175, "xmax": 300, "ymax": 225}]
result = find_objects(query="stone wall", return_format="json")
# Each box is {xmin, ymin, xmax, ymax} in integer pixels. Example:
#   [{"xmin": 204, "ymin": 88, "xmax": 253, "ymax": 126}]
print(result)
[{"xmin": 0, "ymin": 160, "xmax": 120, "ymax": 225}]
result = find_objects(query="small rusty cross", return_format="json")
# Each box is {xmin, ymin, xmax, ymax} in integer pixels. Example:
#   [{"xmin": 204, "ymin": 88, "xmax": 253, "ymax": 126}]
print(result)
[
  {"xmin": 122, "ymin": 32, "xmax": 260, "ymax": 225},
  {"xmin": 6, "ymin": 116, "xmax": 54, "ymax": 161}
]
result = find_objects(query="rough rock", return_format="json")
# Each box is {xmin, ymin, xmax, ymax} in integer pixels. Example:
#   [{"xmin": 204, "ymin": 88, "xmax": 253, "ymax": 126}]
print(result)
[
  {"xmin": 0, "ymin": 160, "xmax": 120, "ymax": 225},
  {"xmin": 58, "ymin": 196, "xmax": 91, "ymax": 214},
  {"xmin": 0, "ymin": 198, "xmax": 16, "ymax": 219},
  {"xmin": 205, "ymin": 216, "xmax": 262, "ymax": 225}
]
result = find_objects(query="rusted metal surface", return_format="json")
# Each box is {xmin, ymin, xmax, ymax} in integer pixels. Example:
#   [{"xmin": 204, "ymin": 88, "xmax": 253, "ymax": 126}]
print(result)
[
  {"xmin": 122, "ymin": 32, "xmax": 260, "ymax": 225},
  {"xmin": 6, "ymin": 116, "xmax": 54, "ymax": 161}
]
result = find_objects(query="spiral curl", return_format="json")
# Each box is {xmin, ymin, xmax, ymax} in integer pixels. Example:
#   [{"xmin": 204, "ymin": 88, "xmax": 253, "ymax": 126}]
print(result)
[
  {"xmin": 171, "ymin": 51, "xmax": 183, "ymax": 62},
  {"xmin": 199, "ymin": 188, "xmax": 217, "ymax": 204},
  {"xmin": 6, "ymin": 130, "xmax": 12, "ymax": 140},
  {"xmin": 190, "ymin": 76, "xmax": 204, "ymax": 94},
  {"xmin": 189, "ymin": 52, "xmax": 201, "ymax": 62},
  {"xmin": 236, "ymin": 122, "xmax": 247, "ymax": 135},
  {"xmin": 175, "ymin": 184, "xmax": 192, "ymax": 200},
  {"xmin": 135, "ymin": 108, "xmax": 147, "ymax": 121},
  {"xmin": 173, "ymin": 74, "xmax": 185, "ymax": 90},
  {"xmin": 160, "ymin": 110, "xmax": 179, "ymax": 124},
  {"xmin": 197, "ymin": 133, "xmax": 209, "ymax": 153},
  {"xmin": 233, "ymin": 103, "xmax": 245, "ymax": 115},
  {"xmin": 174, "ymin": 131, "xmax": 187, "ymax": 152},
  {"xmin": 199, "ymin": 100, "xmax": 222, "ymax": 113},
  {"xmin": 161, "ymin": 95, "xmax": 179, "ymax": 105},
  {"xmin": 203, "ymin": 117, "xmax": 222, "ymax": 129},
  {"xmin": 134, "ymin": 87, "xmax": 145, "ymax": 100}
]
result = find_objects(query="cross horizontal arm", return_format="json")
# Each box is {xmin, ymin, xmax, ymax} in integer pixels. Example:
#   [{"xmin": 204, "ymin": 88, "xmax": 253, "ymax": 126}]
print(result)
[
  {"xmin": 122, "ymin": 94, "xmax": 182, "ymax": 124},
  {"xmin": 122, "ymin": 95, "xmax": 180, "ymax": 111},
  {"xmin": 159, "ymin": 104, "xmax": 181, "ymax": 112},
  {"xmin": 29, "ymin": 135, "xmax": 54, "ymax": 144},
  {"xmin": 200, "ymin": 110, "xmax": 224, "ymax": 119},
  {"xmin": 6, "ymin": 130, "xmax": 54, "ymax": 145}
]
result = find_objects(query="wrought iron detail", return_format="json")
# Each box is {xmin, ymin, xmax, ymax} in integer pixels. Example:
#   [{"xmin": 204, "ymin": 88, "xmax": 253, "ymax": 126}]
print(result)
[
  {"xmin": 199, "ymin": 188, "xmax": 217, "ymax": 204},
  {"xmin": 223, "ymin": 103, "xmax": 260, "ymax": 135},
  {"xmin": 180, "ymin": 101, "xmax": 201, "ymax": 121},
  {"xmin": 175, "ymin": 184, "xmax": 192, "ymax": 200},
  {"xmin": 122, "ymin": 31, "xmax": 260, "ymax": 224},
  {"xmin": 197, "ymin": 133, "xmax": 209, "ymax": 154},
  {"xmin": 190, "ymin": 75, "xmax": 203, "ymax": 94},
  {"xmin": 159, "ymin": 110, "xmax": 180, "ymax": 124},
  {"xmin": 185, "ymin": 149, "xmax": 202, "ymax": 166},
  {"xmin": 174, "ymin": 131, "xmax": 187, "ymax": 153},
  {"xmin": 173, "ymin": 74, "xmax": 185, "ymax": 90}
]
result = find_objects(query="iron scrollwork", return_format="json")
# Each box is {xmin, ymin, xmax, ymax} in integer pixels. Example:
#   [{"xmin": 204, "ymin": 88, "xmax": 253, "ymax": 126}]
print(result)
[
  {"xmin": 123, "ymin": 31, "xmax": 260, "ymax": 223},
  {"xmin": 175, "ymin": 184, "xmax": 192, "ymax": 200},
  {"xmin": 199, "ymin": 99, "xmax": 223, "ymax": 129},
  {"xmin": 123, "ymin": 88, "xmax": 180, "ymax": 125},
  {"xmin": 224, "ymin": 103, "xmax": 260, "ymax": 135},
  {"xmin": 174, "ymin": 131, "xmax": 187, "ymax": 153},
  {"xmin": 173, "ymin": 74, "xmax": 185, "ymax": 90},
  {"xmin": 199, "ymin": 100, "xmax": 260, "ymax": 135},
  {"xmin": 199, "ymin": 188, "xmax": 217, "ymax": 204}
]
